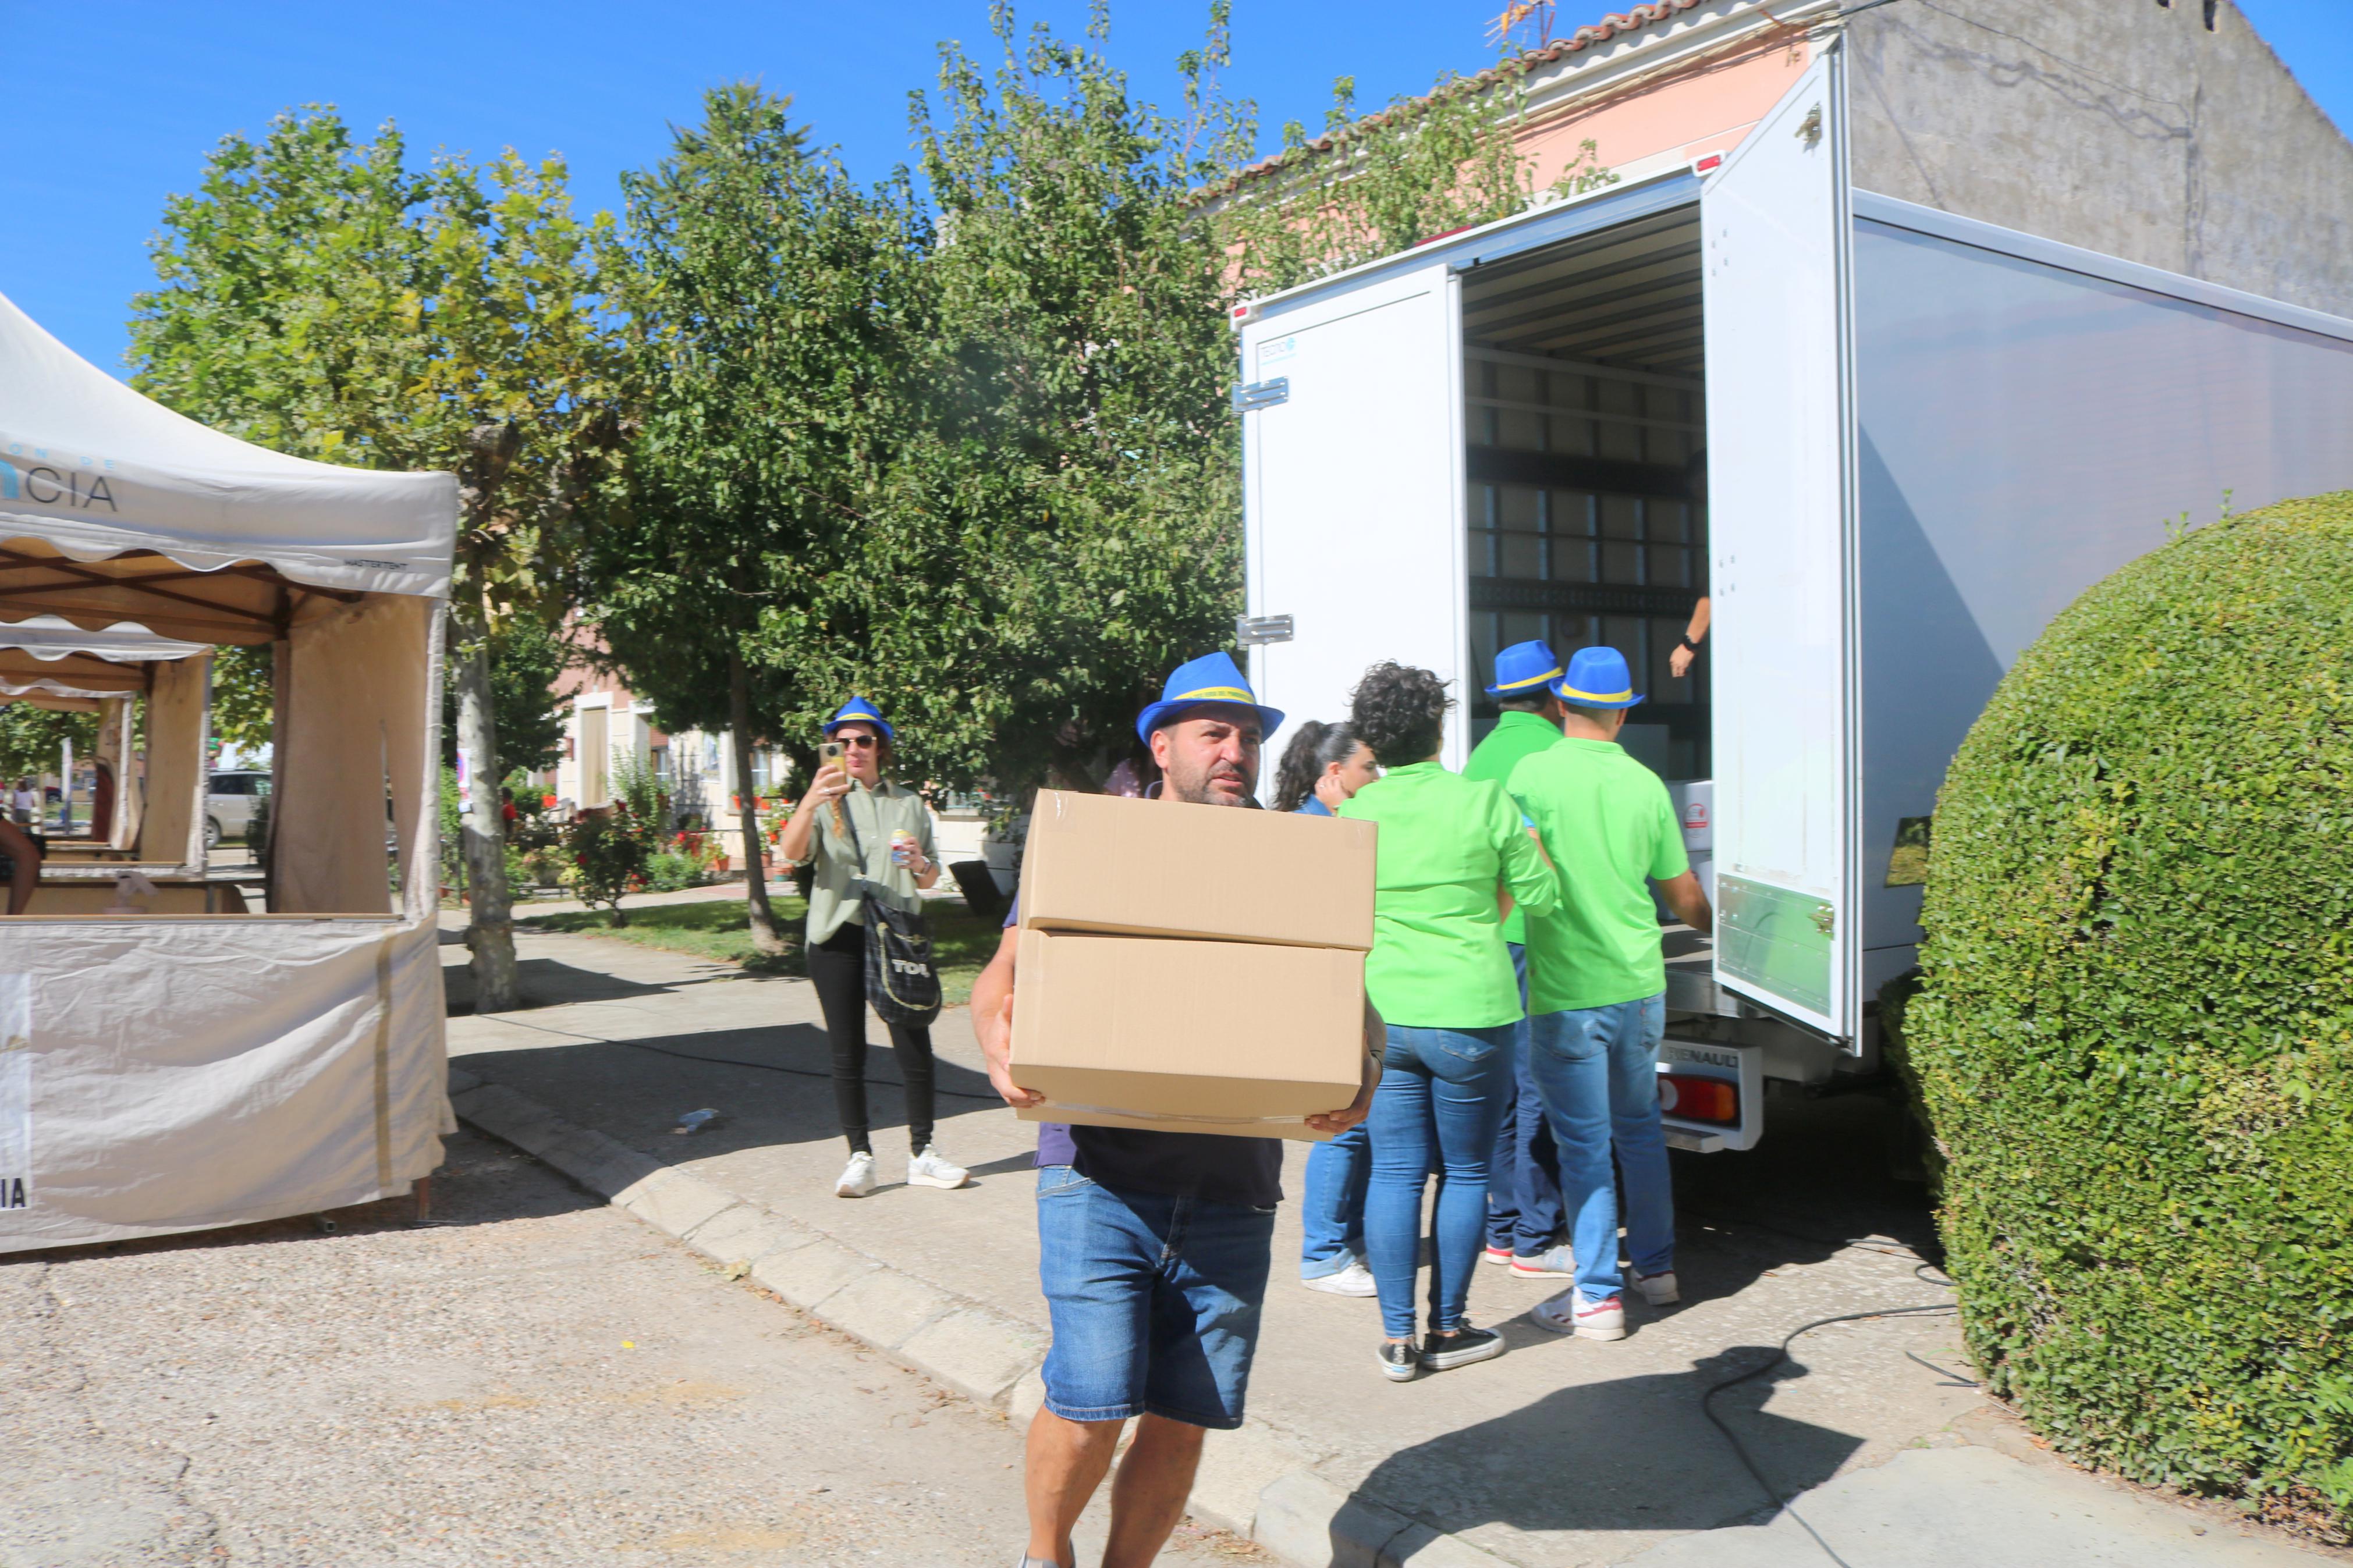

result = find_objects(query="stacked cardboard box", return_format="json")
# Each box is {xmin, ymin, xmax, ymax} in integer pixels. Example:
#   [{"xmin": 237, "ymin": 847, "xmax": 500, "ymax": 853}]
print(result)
[{"xmin": 1009, "ymin": 789, "xmax": 1376, "ymax": 1142}]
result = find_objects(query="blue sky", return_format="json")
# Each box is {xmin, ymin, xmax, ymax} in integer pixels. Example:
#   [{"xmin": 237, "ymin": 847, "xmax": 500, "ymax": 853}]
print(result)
[{"xmin": 2, "ymin": 1, "xmax": 2345, "ymax": 378}]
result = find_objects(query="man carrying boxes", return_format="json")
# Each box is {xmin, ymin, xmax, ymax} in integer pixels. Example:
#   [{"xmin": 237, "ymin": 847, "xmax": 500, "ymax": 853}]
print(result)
[{"xmin": 974, "ymin": 652, "xmax": 1383, "ymax": 1568}]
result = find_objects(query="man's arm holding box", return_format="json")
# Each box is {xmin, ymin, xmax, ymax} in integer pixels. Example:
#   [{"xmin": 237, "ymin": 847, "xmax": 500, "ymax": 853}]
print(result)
[{"xmin": 974, "ymin": 923, "xmax": 1044, "ymax": 1108}]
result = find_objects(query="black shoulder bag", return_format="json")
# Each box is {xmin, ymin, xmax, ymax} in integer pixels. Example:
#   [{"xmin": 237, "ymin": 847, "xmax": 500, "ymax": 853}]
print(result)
[{"xmin": 839, "ymin": 798, "xmax": 943, "ymax": 1027}]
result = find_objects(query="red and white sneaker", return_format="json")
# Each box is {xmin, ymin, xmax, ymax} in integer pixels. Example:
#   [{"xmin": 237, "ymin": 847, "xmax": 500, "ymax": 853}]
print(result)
[
  {"xmin": 1481, "ymin": 1245, "xmax": 1513, "ymax": 1266},
  {"xmin": 1509, "ymin": 1243, "xmax": 1575, "ymax": 1279},
  {"xmin": 1532, "ymin": 1288, "xmax": 1626, "ymax": 1342}
]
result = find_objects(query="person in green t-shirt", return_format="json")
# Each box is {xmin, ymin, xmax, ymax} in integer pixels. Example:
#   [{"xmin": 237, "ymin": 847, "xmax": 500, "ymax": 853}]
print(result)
[
  {"xmin": 1339, "ymin": 662, "xmax": 1559, "ymax": 1383},
  {"xmin": 1462, "ymin": 641, "xmax": 1572, "ymax": 1275},
  {"xmin": 1506, "ymin": 647, "xmax": 1713, "ymax": 1346}
]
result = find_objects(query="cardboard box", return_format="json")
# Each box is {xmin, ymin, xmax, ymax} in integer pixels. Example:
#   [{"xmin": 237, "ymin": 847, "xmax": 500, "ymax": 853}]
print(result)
[
  {"xmin": 1009, "ymin": 927, "xmax": 1365, "ymax": 1142},
  {"xmin": 1017, "ymin": 788, "xmax": 1375, "ymax": 951}
]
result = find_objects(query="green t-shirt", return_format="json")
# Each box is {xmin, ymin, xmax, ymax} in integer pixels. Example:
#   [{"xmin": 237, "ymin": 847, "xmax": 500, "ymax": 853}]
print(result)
[
  {"xmin": 1339, "ymin": 762, "xmax": 1560, "ymax": 1029},
  {"xmin": 1462, "ymin": 710, "xmax": 1565, "ymax": 946},
  {"xmin": 1507, "ymin": 738, "xmax": 1688, "ymax": 1013}
]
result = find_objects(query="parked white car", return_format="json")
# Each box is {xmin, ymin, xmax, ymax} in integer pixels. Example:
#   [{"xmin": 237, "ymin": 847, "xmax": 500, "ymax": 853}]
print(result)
[{"xmin": 205, "ymin": 770, "xmax": 271, "ymax": 848}]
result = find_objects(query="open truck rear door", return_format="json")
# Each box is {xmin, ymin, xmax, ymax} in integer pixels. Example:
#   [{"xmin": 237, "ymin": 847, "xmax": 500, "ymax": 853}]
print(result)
[
  {"xmin": 1238, "ymin": 263, "xmax": 1470, "ymax": 768},
  {"xmin": 1701, "ymin": 51, "xmax": 1859, "ymax": 1040}
]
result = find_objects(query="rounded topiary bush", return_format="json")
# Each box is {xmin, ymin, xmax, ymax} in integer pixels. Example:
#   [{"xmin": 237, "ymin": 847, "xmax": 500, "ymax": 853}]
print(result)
[{"xmin": 1896, "ymin": 490, "xmax": 2353, "ymax": 1536}]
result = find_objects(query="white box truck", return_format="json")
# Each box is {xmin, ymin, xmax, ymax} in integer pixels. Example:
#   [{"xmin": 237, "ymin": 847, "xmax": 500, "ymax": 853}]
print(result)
[{"xmin": 1233, "ymin": 47, "xmax": 2353, "ymax": 1148}]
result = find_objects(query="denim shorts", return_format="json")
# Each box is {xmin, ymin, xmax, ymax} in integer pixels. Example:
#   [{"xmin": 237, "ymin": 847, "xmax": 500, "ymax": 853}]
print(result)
[{"xmin": 1035, "ymin": 1167, "xmax": 1276, "ymax": 1430}]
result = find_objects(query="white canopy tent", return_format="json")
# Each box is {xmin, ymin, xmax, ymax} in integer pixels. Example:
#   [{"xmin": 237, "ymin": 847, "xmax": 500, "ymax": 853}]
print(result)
[
  {"xmin": 0, "ymin": 288, "xmax": 459, "ymax": 1250},
  {"xmin": 0, "ymin": 615, "xmax": 213, "ymax": 871}
]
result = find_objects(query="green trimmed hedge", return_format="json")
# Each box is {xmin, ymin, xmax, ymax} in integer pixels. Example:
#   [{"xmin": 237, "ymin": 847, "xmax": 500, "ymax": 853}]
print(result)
[{"xmin": 1893, "ymin": 491, "xmax": 2353, "ymax": 1536}]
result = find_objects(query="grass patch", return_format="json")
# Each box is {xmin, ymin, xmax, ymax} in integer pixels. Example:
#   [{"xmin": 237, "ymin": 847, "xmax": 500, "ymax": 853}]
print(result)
[{"xmin": 517, "ymin": 893, "xmax": 1003, "ymax": 1005}]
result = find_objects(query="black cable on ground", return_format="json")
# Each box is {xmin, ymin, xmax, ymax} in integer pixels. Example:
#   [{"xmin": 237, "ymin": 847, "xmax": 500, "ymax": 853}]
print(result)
[{"xmin": 1699, "ymin": 1292, "xmax": 1962, "ymax": 1568}]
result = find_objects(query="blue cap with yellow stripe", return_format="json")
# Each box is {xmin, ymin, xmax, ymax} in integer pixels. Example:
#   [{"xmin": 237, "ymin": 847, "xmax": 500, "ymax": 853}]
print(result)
[
  {"xmin": 1485, "ymin": 639, "xmax": 1563, "ymax": 697},
  {"xmin": 1551, "ymin": 646, "xmax": 1645, "ymax": 709},
  {"xmin": 823, "ymin": 696, "xmax": 896, "ymax": 741},
  {"xmin": 1134, "ymin": 652, "xmax": 1286, "ymax": 745}
]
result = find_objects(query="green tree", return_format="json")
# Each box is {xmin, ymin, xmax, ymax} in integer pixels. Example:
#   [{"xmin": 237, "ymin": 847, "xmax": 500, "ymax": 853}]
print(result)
[
  {"xmin": 765, "ymin": 5, "xmax": 1581, "ymax": 800},
  {"xmin": 592, "ymin": 84, "xmax": 921, "ymax": 954},
  {"xmin": 0, "ymin": 706, "xmax": 94, "ymax": 787},
  {"xmin": 782, "ymin": 5, "xmax": 1252, "ymax": 799},
  {"xmin": 440, "ymin": 614, "xmax": 574, "ymax": 780},
  {"xmin": 128, "ymin": 107, "xmax": 625, "ymax": 1009},
  {"xmin": 1207, "ymin": 61, "xmax": 1609, "ymax": 294},
  {"xmin": 209, "ymin": 645, "xmax": 274, "ymax": 758}
]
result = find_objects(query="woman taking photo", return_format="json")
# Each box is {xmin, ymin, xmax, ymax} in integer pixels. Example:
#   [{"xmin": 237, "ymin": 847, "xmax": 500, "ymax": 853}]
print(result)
[
  {"xmin": 1276, "ymin": 720, "xmax": 1383, "ymax": 1295},
  {"xmin": 778, "ymin": 698, "xmax": 969, "ymax": 1200},
  {"xmin": 1338, "ymin": 664, "xmax": 1558, "ymax": 1380}
]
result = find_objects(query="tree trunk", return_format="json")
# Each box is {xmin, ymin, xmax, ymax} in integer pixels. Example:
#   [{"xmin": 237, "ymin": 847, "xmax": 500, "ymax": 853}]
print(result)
[
  {"xmin": 730, "ymin": 650, "xmax": 789, "ymax": 957},
  {"xmin": 456, "ymin": 618, "xmax": 519, "ymax": 1011}
]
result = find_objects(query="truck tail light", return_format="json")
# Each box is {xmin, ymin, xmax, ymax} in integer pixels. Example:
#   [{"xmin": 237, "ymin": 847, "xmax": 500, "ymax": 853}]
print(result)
[{"xmin": 1659, "ymin": 1073, "xmax": 1737, "ymax": 1124}]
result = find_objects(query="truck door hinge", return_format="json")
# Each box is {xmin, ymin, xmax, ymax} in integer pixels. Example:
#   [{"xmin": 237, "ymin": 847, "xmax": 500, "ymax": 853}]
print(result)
[
  {"xmin": 1231, "ymin": 378, "xmax": 1290, "ymax": 413},
  {"xmin": 1235, "ymin": 614, "xmax": 1294, "ymax": 646}
]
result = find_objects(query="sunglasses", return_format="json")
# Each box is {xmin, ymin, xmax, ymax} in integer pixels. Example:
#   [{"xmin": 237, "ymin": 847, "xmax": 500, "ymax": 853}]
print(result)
[{"xmin": 836, "ymin": 734, "xmax": 881, "ymax": 749}]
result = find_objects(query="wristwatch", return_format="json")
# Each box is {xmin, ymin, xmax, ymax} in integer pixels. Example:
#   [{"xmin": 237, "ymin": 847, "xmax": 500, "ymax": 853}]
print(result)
[{"xmin": 1677, "ymin": 635, "xmax": 1701, "ymax": 654}]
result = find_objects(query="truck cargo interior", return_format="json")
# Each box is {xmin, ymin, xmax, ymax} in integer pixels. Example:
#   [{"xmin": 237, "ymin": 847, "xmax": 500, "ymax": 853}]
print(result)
[{"xmin": 1459, "ymin": 201, "xmax": 1708, "ymax": 784}]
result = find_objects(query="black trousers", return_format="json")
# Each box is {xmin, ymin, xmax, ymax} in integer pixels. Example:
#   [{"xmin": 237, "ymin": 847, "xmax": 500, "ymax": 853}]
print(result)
[{"xmin": 808, "ymin": 922, "xmax": 937, "ymax": 1155}]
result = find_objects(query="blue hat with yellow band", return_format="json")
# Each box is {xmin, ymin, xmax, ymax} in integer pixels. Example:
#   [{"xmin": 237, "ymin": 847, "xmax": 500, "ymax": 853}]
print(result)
[
  {"xmin": 823, "ymin": 696, "xmax": 896, "ymax": 741},
  {"xmin": 1485, "ymin": 639, "xmax": 1564, "ymax": 697},
  {"xmin": 1134, "ymin": 652, "xmax": 1286, "ymax": 746},
  {"xmin": 1552, "ymin": 646, "xmax": 1645, "ymax": 709}
]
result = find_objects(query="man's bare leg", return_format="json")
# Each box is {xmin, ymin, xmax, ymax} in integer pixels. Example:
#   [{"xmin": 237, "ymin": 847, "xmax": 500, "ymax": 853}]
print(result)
[
  {"xmin": 1101, "ymin": 1413, "xmax": 1206, "ymax": 1568},
  {"xmin": 1025, "ymin": 1408, "xmax": 1122, "ymax": 1565}
]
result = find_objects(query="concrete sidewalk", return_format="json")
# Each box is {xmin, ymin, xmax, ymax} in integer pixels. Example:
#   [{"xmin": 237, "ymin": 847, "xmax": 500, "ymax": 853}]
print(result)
[{"xmin": 441, "ymin": 915, "xmax": 2338, "ymax": 1568}]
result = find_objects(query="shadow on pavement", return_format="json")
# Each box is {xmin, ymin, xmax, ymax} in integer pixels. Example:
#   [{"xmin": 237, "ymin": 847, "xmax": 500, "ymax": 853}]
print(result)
[
  {"xmin": 1348, "ymin": 1350, "xmax": 1859, "ymax": 1542},
  {"xmin": 457, "ymin": 1024, "xmax": 1003, "ymax": 1158},
  {"xmin": 445, "ymin": 957, "xmax": 692, "ymax": 1015}
]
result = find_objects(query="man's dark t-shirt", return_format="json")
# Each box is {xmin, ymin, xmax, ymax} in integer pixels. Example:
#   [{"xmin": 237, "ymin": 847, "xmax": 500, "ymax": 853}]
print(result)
[{"xmin": 1007, "ymin": 897, "xmax": 1284, "ymax": 1210}]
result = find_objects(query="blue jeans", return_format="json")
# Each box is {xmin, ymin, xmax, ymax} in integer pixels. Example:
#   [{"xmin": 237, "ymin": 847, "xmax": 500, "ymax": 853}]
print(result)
[
  {"xmin": 1365, "ymin": 1023, "xmax": 1514, "ymax": 1339},
  {"xmin": 1526, "ymin": 995, "xmax": 1674, "ymax": 1304},
  {"xmin": 1034, "ymin": 1167, "xmax": 1275, "ymax": 1430},
  {"xmin": 1298, "ymin": 1121, "xmax": 1371, "ymax": 1279},
  {"xmin": 1486, "ymin": 944, "xmax": 1566, "ymax": 1254}
]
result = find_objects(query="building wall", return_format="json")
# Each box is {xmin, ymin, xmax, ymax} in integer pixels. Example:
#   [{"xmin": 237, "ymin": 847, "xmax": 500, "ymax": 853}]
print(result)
[
  {"xmin": 1511, "ymin": 6, "xmax": 1815, "ymax": 186},
  {"xmin": 1848, "ymin": 0, "xmax": 2353, "ymax": 315}
]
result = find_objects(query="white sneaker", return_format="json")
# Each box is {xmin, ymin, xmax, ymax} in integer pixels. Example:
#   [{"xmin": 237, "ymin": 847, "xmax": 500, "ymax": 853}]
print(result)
[
  {"xmin": 1532, "ymin": 1288, "xmax": 1626, "ymax": 1341},
  {"xmin": 907, "ymin": 1144, "xmax": 970, "ymax": 1190},
  {"xmin": 835, "ymin": 1150, "xmax": 877, "ymax": 1198},
  {"xmin": 1632, "ymin": 1268, "xmax": 1681, "ymax": 1306},
  {"xmin": 1508, "ymin": 1243, "xmax": 1576, "ymax": 1279},
  {"xmin": 1303, "ymin": 1260, "xmax": 1378, "ymax": 1297}
]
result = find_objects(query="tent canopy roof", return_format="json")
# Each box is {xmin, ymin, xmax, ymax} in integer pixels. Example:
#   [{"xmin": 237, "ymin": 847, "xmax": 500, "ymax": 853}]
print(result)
[
  {"xmin": 0, "ymin": 615, "xmax": 207, "ymax": 703},
  {"xmin": 0, "ymin": 289, "xmax": 457, "ymax": 641}
]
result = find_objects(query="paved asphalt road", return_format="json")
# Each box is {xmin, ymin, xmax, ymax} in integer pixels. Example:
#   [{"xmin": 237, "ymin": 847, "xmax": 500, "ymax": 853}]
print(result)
[{"xmin": 0, "ymin": 1128, "xmax": 1251, "ymax": 1568}]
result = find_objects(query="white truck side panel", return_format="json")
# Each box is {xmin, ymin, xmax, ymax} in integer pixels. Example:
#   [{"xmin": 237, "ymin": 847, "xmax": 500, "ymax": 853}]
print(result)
[
  {"xmin": 1700, "ymin": 52, "xmax": 1855, "ymax": 1037},
  {"xmin": 1240, "ymin": 264, "xmax": 1468, "ymax": 774}
]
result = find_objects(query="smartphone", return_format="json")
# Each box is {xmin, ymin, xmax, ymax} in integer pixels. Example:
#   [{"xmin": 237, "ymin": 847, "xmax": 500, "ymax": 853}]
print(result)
[{"xmin": 818, "ymin": 741, "xmax": 844, "ymax": 771}]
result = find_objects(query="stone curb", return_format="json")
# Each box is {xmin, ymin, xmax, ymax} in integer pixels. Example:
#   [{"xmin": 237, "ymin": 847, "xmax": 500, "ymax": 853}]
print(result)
[{"xmin": 445, "ymin": 1066, "xmax": 1511, "ymax": 1568}]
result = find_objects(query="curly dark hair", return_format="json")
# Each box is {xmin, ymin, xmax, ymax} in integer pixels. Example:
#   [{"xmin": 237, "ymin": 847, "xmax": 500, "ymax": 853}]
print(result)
[{"xmin": 1348, "ymin": 662, "xmax": 1451, "ymax": 767}]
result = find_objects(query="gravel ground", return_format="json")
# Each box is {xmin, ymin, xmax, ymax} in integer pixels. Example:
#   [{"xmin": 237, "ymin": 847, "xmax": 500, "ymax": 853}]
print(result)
[{"xmin": 0, "ymin": 1130, "xmax": 1252, "ymax": 1568}]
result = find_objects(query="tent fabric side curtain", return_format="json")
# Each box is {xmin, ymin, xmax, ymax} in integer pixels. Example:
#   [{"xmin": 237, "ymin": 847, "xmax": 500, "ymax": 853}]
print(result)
[
  {"xmin": 0, "ymin": 916, "xmax": 450, "ymax": 1253},
  {"xmin": 135, "ymin": 650, "xmax": 209, "ymax": 869},
  {"xmin": 97, "ymin": 696, "xmax": 134, "ymax": 849},
  {"xmin": 271, "ymin": 593, "xmax": 434, "ymax": 917}
]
